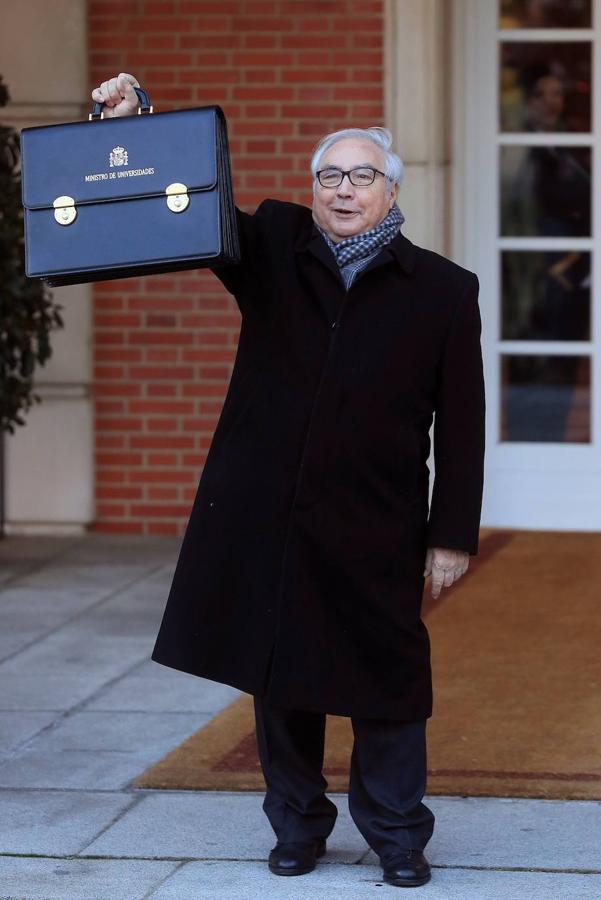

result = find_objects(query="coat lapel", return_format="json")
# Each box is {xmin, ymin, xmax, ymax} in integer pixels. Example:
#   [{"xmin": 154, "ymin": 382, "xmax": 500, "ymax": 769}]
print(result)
[
  {"xmin": 294, "ymin": 220, "xmax": 418, "ymax": 323},
  {"xmin": 294, "ymin": 224, "xmax": 345, "ymax": 323},
  {"xmin": 356, "ymin": 231, "xmax": 417, "ymax": 281}
]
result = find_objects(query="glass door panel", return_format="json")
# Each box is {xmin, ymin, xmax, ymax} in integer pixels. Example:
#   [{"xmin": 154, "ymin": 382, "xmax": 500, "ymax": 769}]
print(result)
[
  {"xmin": 501, "ymin": 250, "xmax": 591, "ymax": 340},
  {"xmin": 500, "ymin": 145, "xmax": 591, "ymax": 237},
  {"xmin": 500, "ymin": 41, "xmax": 591, "ymax": 133},
  {"xmin": 497, "ymin": 0, "xmax": 594, "ymax": 453},
  {"xmin": 500, "ymin": 354, "xmax": 591, "ymax": 442},
  {"xmin": 499, "ymin": 1, "xmax": 592, "ymax": 29}
]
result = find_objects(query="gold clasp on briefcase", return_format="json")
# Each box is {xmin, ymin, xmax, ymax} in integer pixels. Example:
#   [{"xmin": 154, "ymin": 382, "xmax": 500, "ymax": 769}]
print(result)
[
  {"xmin": 165, "ymin": 182, "xmax": 189, "ymax": 213},
  {"xmin": 53, "ymin": 196, "xmax": 77, "ymax": 226}
]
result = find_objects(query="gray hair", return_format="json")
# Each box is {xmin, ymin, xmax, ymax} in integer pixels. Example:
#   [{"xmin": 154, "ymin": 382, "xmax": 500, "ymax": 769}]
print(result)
[{"xmin": 310, "ymin": 126, "xmax": 404, "ymax": 194}]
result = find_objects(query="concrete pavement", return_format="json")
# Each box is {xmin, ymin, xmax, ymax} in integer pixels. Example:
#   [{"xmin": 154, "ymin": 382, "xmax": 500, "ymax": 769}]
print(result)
[{"xmin": 0, "ymin": 534, "xmax": 599, "ymax": 899}]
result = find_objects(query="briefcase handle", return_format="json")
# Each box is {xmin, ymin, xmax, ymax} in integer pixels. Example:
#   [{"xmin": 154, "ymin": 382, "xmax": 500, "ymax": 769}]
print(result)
[{"xmin": 88, "ymin": 86, "xmax": 153, "ymax": 121}]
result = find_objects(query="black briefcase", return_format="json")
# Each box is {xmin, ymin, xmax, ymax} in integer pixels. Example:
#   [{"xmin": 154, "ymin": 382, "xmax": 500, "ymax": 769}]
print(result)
[{"xmin": 20, "ymin": 88, "xmax": 240, "ymax": 287}]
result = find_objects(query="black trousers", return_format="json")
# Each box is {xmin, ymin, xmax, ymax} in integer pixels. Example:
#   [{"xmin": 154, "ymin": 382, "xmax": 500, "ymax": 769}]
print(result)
[{"xmin": 253, "ymin": 694, "xmax": 435, "ymax": 867}]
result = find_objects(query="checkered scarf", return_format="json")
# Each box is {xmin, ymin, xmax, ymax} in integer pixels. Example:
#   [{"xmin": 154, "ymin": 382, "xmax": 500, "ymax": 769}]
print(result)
[{"xmin": 326, "ymin": 203, "xmax": 405, "ymax": 266}]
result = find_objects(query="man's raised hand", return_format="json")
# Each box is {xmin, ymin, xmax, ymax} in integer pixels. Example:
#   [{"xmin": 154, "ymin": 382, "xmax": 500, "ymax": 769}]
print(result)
[{"xmin": 91, "ymin": 72, "xmax": 140, "ymax": 118}]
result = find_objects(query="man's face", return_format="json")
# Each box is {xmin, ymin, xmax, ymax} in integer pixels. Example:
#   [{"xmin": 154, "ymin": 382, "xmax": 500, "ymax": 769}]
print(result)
[
  {"xmin": 312, "ymin": 138, "xmax": 397, "ymax": 243},
  {"xmin": 528, "ymin": 75, "xmax": 565, "ymax": 130}
]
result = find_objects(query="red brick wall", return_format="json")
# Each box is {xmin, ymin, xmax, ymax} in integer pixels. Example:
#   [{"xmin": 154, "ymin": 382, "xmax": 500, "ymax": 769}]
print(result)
[{"xmin": 88, "ymin": 0, "xmax": 384, "ymax": 535}]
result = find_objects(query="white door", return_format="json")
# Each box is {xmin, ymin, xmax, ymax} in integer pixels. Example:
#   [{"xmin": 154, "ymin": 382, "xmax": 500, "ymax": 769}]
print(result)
[{"xmin": 455, "ymin": 0, "xmax": 600, "ymax": 529}]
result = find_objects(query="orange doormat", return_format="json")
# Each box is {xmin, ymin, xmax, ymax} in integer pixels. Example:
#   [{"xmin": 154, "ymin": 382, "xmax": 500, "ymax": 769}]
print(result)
[{"xmin": 134, "ymin": 528, "xmax": 601, "ymax": 800}]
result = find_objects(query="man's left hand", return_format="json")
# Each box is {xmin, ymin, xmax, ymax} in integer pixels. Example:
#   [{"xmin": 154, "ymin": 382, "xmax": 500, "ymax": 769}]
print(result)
[{"xmin": 423, "ymin": 547, "xmax": 469, "ymax": 599}]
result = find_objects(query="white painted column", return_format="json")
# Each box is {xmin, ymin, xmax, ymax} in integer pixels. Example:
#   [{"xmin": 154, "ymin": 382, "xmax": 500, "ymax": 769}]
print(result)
[
  {"xmin": 1, "ymin": 0, "xmax": 93, "ymax": 533},
  {"xmin": 384, "ymin": 0, "xmax": 451, "ymax": 254}
]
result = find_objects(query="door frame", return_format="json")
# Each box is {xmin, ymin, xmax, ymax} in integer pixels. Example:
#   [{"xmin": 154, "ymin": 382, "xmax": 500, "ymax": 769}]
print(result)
[{"xmin": 450, "ymin": 0, "xmax": 601, "ymax": 529}]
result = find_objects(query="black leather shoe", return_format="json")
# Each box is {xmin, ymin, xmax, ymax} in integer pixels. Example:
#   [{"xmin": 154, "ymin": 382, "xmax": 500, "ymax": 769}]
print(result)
[
  {"xmin": 268, "ymin": 837, "xmax": 327, "ymax": 876},
  {"xmin": 382, "ymin": 849, "xmax": 431, "ymax": 887}
]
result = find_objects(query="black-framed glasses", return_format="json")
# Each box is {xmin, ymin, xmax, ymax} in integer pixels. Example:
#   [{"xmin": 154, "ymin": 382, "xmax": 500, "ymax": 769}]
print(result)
[{"xmin": 315, "ymin": 166, "xmax": 386, "ymax": 188}]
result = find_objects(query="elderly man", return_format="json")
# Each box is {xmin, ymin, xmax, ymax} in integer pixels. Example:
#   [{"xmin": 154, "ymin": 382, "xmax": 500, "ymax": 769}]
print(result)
[{"xmin": 92, "ymin": 73, "xmax": 485, "ymax": 889}]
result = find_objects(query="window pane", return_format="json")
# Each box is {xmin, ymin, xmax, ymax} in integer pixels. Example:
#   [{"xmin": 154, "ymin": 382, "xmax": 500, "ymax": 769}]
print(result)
[
  {"xmin": 500, "ymin": 145, "xmax": 591, "ymax": 236},
  {"xmin": 500, "ymin": 42, "xmax": 591, "ymax": 132},
  {"xmin": 501, "ymin": 250, "xmax": 591, "ymax": 340},
  {"xmin": 500, "ymin": 354, "xmax": 590, "ymax": 441},
  {"xmin": 499, "ymin": 0, "xmax": 592, "ymax": 29}
]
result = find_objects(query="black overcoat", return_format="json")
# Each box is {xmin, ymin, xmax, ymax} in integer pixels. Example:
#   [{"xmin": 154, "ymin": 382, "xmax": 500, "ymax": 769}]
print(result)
[{"xmin": 151, "ymin": 200, "xmax": 485, "ymax": 721}]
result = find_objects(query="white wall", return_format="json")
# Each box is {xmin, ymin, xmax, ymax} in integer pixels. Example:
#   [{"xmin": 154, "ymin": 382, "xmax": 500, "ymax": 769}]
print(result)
[
  {"xmin": 384, "ymin": 0, "xmax": 451, "ymax": 255},
  {"xmin": 1, "ymin": 0, "xmax": 93, "ymax": 533}
]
